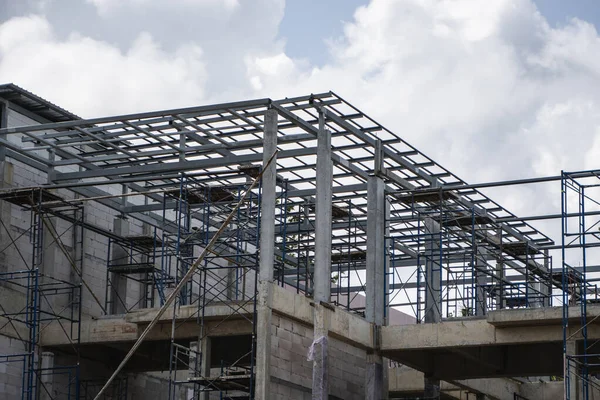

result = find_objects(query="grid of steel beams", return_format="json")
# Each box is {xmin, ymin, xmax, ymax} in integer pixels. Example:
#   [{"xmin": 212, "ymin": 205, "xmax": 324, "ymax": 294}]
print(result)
[
  {"xmin": 0, "ymin": 91, "xmax": 559, "ymax": 313},
  {"xmin": 4, "ymin": 84, "xmax": 600, "ymax": 398}
]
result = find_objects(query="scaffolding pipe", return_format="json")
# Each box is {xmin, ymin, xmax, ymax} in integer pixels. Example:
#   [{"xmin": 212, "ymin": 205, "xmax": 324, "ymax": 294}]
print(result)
[{"xmin": 93, "ymin": 151, "xmax": 277, "ymax": 400}]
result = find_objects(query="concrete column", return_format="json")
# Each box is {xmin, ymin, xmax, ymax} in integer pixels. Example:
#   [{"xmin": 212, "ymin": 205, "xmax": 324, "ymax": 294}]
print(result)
[
  {"xmin": 0, "ymin": 102, "xmax": 10, "ymax": 272},
  {"xmin": 541, "ymin": 249, "xmax": 551, "ymax": 307},
  {"xmin": 41, "ymin": 217, "xmax": 58, "ymax": 278},
  {"xmin": 254, "ymin": 108, "xmax": 278, "ymax": 399},
  {"xmin": 475, "ymin": 246, "xmax": 488, "ymax": 316},
  {"xmin": 200, "ymin": 336, "xmax": 212, "ymax": 400},
  {"xmin": 566, "ymin": 340, "xmax": 578, "ymax": 400},
  {"xmin": 312, "ymin": 109, "xmax": 333, "ymax": 400},
  {"xmin": 424, "ymin": 218, "xmax": 441, "ymax": 398},
  {"xmin": 188, "ymin": 341, "xmax": 199, "ymax": 399},
  {"xmin": 424, "ymin": 374, "xmax": 440, "ymax": 399},
  {"xmin": 424, "ymin": 218, "xmax": 441, "ymax": 323},
  {"xmin": 0, "ymin": 160, "xmax": 11, "ymax": 272},
  {"xmin": 495, "ymin": 227, "xmax": 504, "ymax": 309},
  {"xmin": 365, "ymin": 175, "xmax": 385, "ymax": 400},
  {"xmin": 110, "ymin": 217, "xmax": 130, "ymax": 314},
  {"xmin": 41, "ymin": 149, "xmax": 58, "ymax": 282},
  {"xmin": 39, "ymin": 351, "xmax": 54, "ymax": 400}
]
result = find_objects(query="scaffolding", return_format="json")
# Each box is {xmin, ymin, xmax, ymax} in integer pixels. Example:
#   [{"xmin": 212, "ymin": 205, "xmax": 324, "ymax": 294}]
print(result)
[
  {"xmin": 0, "ymin": 188, "xmax": 82, "ymax": 400},
  {"xmin": 3, "ymin": 89, "xmax": 592, "ymax": 399},
  {"xmin": 561, "ymin": 171, "xmax": 600, "ymax": 400},
  {"xmin": 164, "ymin": 176, "xmax": 264, "ymax": 399},
  {"xmin": 386, "ymin": 185, "xmax": 553, "ymax": 322}
]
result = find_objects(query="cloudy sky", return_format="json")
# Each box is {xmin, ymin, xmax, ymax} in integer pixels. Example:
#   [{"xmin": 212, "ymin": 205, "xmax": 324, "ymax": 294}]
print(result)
[{"xmin": 1, "ymin": 0, "xmax": 600, "ymax": 242}]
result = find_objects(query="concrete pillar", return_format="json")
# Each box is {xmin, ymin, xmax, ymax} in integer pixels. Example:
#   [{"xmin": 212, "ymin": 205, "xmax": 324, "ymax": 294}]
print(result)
[
  {"xmin": 424, "ymin": 218, "xmax": 441, "ymax": 323},
  {"xmin": 0, "ymin": 101, "xmax": 10, "ymax": 272},
  {"xmin": 312, "ymin": 109, "xmax": 332, "ymax": 400},
  {"xmin": 200, "ymin": 337, "xmax": 211, "ymax": 400},
  {"xmin": 254, "ymin": 108, "xmax": 278, "ymax": 399},
  {"xmin": 495, "ymin": 227, "xmax": 504, "ymax": 309},
  {"xmin": 541, "ymin": 249, "xmax": 551, "ymax": 307},
  {"xmin": 475, "ymin": 246, "xmax": 488, "ymax": 316},
  {"xmin": 365, "ymin": 175, "xmax": 386, "ymax": 400},
  {"xmin": 110, "ymin": 217, "xmax": 130, "ymax": 314},
  {"xmin": 39, "ymin": 351, "xmax": 54, "ymax": 400},
  {"xmin": 566, "ymin": 340, "xmax": 578, "ymax": 400},
  {"xmin": 41, "ymin": 216, "xmax": 58, "ymax": 278},
  {"xmin": 41, "ymin": 149, "xmax": 58, "ymax": 282},
  {"xmin": 188, "ymin": 341, "xmax": 199, "ymax": 399},
  {"xmin": 424, "ymin": 218, "xmax": 441, "ymax": 398},
  {"xmin": 0, "ymin": 160, "xmax": 11, "ymax": 273},
  {"xmin": 424, "ymin": 374, "xmax": 440, "ymax": 399}
]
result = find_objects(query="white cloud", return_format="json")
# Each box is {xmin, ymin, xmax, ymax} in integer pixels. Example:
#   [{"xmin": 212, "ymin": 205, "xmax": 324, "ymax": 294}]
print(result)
[
  {"xmin": 244, "ymin": 0, "xmax": 600, "ymax": 182},
  {"xmin": 0, "ymin": 15, "xmax": 208, "ymax": 116},
  {"xmin": 2, "ymin": 0, "xmax": 600, "ymax": 227},
  {"xmin": 86, "ymin": 0, "xmax": 240, "ymax": 17}
]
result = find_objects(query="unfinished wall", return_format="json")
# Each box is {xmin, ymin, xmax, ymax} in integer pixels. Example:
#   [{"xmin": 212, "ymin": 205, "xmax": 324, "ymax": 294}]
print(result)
[{"xmin": 270, "ymin": 313, "xmax": 366, "ymax": 400}]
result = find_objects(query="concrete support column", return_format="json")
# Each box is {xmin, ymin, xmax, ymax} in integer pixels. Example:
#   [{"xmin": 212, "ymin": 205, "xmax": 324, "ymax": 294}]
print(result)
[
  {"xmin": 424, "ymin": 218, "xmax": 441, "ymax": 398},
  {"xmin": 254, "ymin": 108, "xmax": 278, "ymax": 400},
  {"xmin": 566, "ymin": 340, "xmax": 578, "ymax": 400},
  {"xmin": 424, "ymin": 374, "xmax": 440, "ymax": 399},
  {"xmin": 475, "ymin": 246, "xmax": 488, "ymax": 316},
  {"xmin": 495, "ymin": 227, "xmax": 504, "ymax": 309},
  {"xmin": 39, "ymin": 351, "xmax": 54, "ymax": 400},
  {"xmin": 365, "ymin": 175, "xmax": 386, "ymax": 400},
  {"xmin": 41, "ymin": 149, "xmax": 58, "ymax": 282},
  {"xmin": 110, "ymin": 217, "xmax": 130, "ymax": 314},
  {"xmin": 541, "ymin": 249, "xmax": 551, "ymax": 307},
  {"xmin": 41, "ymin": 217, "xmax": 58, "ymax": 278},
  {"xmin": 424, "ymin": 218, "xmax": 441, "ymax": 323},
  {"xmin": 188, "ymin": 341, "xmax": 199, "ymax": 399},
  {"xmin": 0, "ymin": 102, "xmax": 11, "ymax": 272},
  {"xmin": 200, "ymin": 336, "xmax": 212, "ymax": 400},
  {"xmin": 312, "ymin": 109, "xmax": 332, "ymax": 400}
]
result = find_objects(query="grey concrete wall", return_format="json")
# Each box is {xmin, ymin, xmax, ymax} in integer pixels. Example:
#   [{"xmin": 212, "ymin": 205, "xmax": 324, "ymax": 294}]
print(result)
[
  {"xmin": 0, "ymin": 335, "xmax": 27, "ymax": 399},
  {"xmin": 270, "ymin": 313, "xmax": 366, "ymax": 400}
]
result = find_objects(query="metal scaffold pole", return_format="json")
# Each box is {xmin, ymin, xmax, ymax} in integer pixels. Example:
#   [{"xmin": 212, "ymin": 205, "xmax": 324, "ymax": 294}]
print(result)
[{"xmin": 93, "ymin": 151, "xmax": 277, "ymax": 400}]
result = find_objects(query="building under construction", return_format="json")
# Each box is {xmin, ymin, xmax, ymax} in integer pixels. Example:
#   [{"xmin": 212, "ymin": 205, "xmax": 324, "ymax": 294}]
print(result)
[{"xmin": 0, "ymin": 83, "xmax": 598, "ymax": 399}]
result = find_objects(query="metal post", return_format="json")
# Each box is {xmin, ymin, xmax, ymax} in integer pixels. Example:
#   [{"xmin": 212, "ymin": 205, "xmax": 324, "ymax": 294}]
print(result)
[
  {"xmin": 312, "ymin": 108, "xmax": 332, "ymax": 400},
  {"xmin": 365, "ymin": 175, "xmax": 385, "ymax": 399},
  {"xmin": 254, "ymin": 108, "xmax": 278, "ymax": 399}
]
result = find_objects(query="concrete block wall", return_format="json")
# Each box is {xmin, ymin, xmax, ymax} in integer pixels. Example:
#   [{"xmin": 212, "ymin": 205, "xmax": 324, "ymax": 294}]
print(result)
[
  {"xmin": 270, "ymin": 313, "xmax": 366, "ymax": 400},
  {"xmin": 0, "ymin": 335, "xmax": 27, "ymax": 399}
]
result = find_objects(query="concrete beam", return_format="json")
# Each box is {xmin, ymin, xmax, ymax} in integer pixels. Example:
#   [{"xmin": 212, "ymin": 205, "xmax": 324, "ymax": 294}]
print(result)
[
  {"xmin": 388, "ymin": 366, "xmax": 522, "ymax": 400},
  {"xmin": 271, "ymin": 284, "xmax": 373, "ymax": 350}
]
